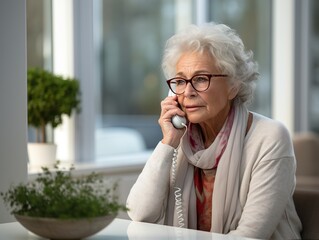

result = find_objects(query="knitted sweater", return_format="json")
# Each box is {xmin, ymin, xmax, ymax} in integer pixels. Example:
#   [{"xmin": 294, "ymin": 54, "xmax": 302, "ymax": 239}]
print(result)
[{"xmin": 127, "ymin": 113, "xmax": 302, "ymax": 240}]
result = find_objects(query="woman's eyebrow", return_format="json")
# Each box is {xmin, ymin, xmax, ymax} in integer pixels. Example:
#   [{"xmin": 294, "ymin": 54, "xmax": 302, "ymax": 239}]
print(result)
[{"xmin": 175, "ymin": 70, "xmax": 211, "ymax": 77}]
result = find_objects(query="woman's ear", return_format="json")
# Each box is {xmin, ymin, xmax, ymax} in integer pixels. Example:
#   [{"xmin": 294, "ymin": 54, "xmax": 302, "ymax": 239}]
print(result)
[{"xmin": 228, "ymin": 83, "xmax": 239, "ymax": 100}]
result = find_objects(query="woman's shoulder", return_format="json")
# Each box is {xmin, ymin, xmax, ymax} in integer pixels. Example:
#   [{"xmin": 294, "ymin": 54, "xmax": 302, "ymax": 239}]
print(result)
[
  {"xmin": 249, "ymin": 112, "xmax": 291, "ymax": 140},
  {"xmin": 245, "ymin": 112, "xmax": 294, "ymax": 158}
]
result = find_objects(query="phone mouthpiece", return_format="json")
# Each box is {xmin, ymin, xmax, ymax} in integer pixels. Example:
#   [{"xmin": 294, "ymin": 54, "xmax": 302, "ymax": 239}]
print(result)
[{"xmin": 172, "ymin": 115, "xmax": 187, "ymax": 129}]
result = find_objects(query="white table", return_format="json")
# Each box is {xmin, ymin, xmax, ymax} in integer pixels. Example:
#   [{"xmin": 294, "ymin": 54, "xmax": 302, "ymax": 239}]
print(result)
[{"xmin": 0, "ymin": 218, "xmax": 257, "ymax": 240}]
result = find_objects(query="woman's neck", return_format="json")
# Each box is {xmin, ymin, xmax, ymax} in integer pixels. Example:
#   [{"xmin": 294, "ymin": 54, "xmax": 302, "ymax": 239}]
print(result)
[{"xmin": 199, "ymin": 104, "xmax": 231, "ymax": 148}]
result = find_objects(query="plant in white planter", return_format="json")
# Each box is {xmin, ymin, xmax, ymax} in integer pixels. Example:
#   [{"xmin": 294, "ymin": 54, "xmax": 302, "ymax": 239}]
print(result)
[
  {"xmin": 0, "ymin": 162, "xmax": 127, "ymax": 239},
  {"xmin": 27, "ymin": 68, "xmax": 80, "ymax": 168}
]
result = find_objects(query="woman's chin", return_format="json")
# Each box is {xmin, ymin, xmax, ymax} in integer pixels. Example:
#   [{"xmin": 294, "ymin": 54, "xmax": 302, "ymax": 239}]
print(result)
[{"xmin": 186, "ymin": 116, "xmax": 202, "ymax": 124}]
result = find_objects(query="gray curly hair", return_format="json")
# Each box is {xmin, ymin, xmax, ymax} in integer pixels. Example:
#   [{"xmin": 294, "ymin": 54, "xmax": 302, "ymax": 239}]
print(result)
[{"xmin": 162, "ymin": 22, "xmax": 259, "ymax": 105}]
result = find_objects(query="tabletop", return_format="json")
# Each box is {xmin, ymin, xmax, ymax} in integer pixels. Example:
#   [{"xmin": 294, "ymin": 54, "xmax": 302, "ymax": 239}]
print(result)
[{"xmin": 0, "ymin": 218, "xmax": 258, "ymax": 240}]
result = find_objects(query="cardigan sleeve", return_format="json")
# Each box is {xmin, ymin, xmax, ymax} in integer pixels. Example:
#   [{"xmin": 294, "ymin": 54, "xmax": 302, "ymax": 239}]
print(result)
[
  {"xmin": 229, "ymin": 119, "xmax": 300, "ymax": 239},
  {"xmin": 230, "ymin": 156, "xmax": 296, "ymax": 239},
  {"xmin": 126, "ymin": 142, "xmax": 175, "ymax": 223}
]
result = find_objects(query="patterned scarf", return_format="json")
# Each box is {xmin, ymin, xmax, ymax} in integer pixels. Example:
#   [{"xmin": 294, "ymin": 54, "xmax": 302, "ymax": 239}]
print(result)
[
  {"xmin": 165, "ymin": 103, "xmax": 248, "ymax": 233},
  {"xmin": 192, "ymin": 107, "xmax": 235, "ymax": 231}
]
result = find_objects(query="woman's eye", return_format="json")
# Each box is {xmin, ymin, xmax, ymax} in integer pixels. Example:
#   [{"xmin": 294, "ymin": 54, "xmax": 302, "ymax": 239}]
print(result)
[
  {"xmin": 176, "ymin": 79, "xmax": 185, "ymax": 86},
  {"xmin": 194, "ymin": 76, "xmax": 208, "ymax": 83}
]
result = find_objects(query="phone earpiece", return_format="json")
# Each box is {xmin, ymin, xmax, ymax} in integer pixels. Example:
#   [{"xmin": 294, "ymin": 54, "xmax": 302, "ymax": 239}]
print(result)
[
  {"xmin": 172, "ymin": 115, "xmax": 187, "ymax": 129},
  {"xmin": 168, "ymin": 90, "xmax": 187, "ymax": 129}
]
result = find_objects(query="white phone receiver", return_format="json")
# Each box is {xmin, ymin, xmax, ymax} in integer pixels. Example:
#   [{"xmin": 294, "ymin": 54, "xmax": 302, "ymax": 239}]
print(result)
[{"xmin": 168, "ymin": 90, "xmax": 187, "ymax": 129}]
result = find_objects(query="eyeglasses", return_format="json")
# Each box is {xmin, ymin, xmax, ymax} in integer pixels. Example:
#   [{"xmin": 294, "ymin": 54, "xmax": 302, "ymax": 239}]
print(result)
[{"xmin": 166, "ymin": 73, "xmax": 228, "ymax": 95}]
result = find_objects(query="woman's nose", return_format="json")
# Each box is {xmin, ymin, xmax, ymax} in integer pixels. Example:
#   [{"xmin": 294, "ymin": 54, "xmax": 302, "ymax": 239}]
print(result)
[{"xmin": 183, "ymin": 81, "xmax": 197, "ymax": 97}]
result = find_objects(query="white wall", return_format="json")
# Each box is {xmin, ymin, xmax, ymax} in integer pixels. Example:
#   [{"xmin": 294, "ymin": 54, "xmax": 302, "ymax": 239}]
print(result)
[{"xmin": 0, "ymin": 0, "xmax": 28, "ymax": 223}]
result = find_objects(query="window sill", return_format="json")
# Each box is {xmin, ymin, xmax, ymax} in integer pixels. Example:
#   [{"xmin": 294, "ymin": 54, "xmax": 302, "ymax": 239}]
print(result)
[{"xmin": 28, "ymin": 150, "xmax": 152, "ymax": 178}]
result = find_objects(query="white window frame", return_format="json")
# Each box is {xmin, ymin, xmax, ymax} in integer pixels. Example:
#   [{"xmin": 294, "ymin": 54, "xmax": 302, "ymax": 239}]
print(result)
[
  {"xmin": 73, "ymin": 0, "xmax": 96, "ymax": 163},
  {"xmin": 294, "ymin": 0, "xmax": 310, "ymax": 132},
  {"xmin": 52, "ymin": 0, "xmax": 76, "ymax": 163},
  {"xmin": 52, "ymin": 0, "xmax": 96, "ymax": 163},
  {"xmin": 272, "ymin": 0, "xmax": 295, "ymax": 134},
  {"xmin": 272, "ymin": 0, "xmax": 311, "ymax": 134}
]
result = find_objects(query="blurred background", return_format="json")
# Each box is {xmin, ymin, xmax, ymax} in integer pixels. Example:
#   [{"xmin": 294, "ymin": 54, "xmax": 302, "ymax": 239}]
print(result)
[
  {"xmin": 2, "ymin": 0, "xmax": 319, "ymax": 223},
  {"xmin": 26, "ymin": 0, "xmax": 319, "ymax": 166}
]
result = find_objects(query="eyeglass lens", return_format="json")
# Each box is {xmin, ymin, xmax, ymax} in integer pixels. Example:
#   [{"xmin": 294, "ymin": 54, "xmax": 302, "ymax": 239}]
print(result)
[{"xmin": 170, "ymin": 75, "xmax": 210, "ymax": 94}]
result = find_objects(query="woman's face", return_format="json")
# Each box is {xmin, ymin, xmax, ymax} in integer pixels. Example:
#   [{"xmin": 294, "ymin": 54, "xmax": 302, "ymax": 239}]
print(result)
[{"xmin": 176, "ymin": 51, "xmax": 237, "ymax": 125}]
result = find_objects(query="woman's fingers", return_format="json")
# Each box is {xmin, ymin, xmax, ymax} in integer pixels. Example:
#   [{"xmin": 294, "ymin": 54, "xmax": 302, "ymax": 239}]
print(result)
[{"xmin": 160, "ymin": 96, "xmax": 185, "ymax": 118}]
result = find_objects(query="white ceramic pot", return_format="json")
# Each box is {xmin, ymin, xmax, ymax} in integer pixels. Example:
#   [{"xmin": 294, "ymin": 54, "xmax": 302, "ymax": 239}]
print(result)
[
  {"xmin": 15, "ymin": 214, "xmax": 116, "ymax": 240},
  {"xmin": 27, "ymin": 143, "xmax": 57, "ymax": 168}
]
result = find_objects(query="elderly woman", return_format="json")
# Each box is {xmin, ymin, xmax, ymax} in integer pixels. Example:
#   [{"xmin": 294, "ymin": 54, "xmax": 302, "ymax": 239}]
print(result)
[{"xmin": 126, "ymin": 22, "xmax": 302, "ymax": 239}]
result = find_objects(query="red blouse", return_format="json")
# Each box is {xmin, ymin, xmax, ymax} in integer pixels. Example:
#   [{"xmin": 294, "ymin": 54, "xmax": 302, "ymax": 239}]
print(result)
[{"xmin": 194, "ymin": 167, "xmax": 216, "ymax": 231}]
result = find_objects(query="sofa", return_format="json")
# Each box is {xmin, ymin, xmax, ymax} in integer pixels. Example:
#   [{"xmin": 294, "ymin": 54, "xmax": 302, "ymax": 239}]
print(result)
[{"xmin": 292, "ymin": 132, "xmax": 319, "ymax": 239}]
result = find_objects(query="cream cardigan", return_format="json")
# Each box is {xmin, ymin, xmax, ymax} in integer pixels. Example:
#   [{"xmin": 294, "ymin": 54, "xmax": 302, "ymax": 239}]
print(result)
[{"xmin": 127, "ymin": 113, "xmax": 302, "ymax": 240}]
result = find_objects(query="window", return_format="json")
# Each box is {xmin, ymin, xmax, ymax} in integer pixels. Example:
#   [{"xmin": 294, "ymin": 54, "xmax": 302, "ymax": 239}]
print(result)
[
  {"xmin": 208, "ymin": 0, "xmax": 272, "ymax": 116},
  {"xmin": 27, "ymin": 0, "xmax": 53, "ymax": 143},
  {"xmin": 93, "ymin": 0, "xmax": 272, "ymax": 163},
  {"xmin": 26, "ymin": 0, "xmax": 274, "ymax": 165},
  {"xmin": 94, "ymin": 0, "xmax": 196, "ymax": 161},
  {"xmin": 27, "ymin": 0, "xmax": 52, "ymax": 71},
  {"xmin": 309, "ymin": 0, "xmax": 319, "ymax": 133}
]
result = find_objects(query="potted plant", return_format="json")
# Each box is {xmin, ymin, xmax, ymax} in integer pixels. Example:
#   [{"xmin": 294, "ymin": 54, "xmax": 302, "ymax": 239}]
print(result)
[
  {"xmin": 0, "ymin": 162, "xmax": 127, "ymax": 239},
  {"xmin": 27, "ymin": 68, "xmax": 81, "ymax": 168}
]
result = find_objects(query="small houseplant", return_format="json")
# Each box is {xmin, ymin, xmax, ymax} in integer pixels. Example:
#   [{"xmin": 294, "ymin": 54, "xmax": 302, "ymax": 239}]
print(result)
[
  {"xmin": 27, "ymin": 68, "xmax": 81, "ymax": 167},
  {"xmin": 1, "ymin": 162, "xmax": 127, "ymax": 239}
]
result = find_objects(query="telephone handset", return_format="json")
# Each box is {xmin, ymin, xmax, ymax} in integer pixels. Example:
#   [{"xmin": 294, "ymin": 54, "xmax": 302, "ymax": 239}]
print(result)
[
  {"xmin": 167, "ymin": 90, "xmax": 186, "ymax": 227},
  {"xmin": 168, "ymin": 90, "xmax": 187, "ymax": 129}
]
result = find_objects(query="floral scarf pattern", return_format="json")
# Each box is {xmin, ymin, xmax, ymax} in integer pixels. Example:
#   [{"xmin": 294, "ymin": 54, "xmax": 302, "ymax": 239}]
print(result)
[
  {"xmin": 166, "ymin": 103, "xmax": 248, "ymax": 233},
  {"xmin": 191, "ymin": 107, "xmax": 235, "ymax": 231}
]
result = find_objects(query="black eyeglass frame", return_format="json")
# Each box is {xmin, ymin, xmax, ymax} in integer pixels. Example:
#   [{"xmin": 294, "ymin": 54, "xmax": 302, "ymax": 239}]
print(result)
[{"xmin": 166, "ymin": 73, "xmax": 228, "ymax": 95}]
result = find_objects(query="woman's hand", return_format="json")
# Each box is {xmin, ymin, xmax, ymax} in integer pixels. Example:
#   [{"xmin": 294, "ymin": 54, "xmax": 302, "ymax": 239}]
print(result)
[{"xmin": 158, "ymin": 95, "xmax": 186, "ymax": 148}]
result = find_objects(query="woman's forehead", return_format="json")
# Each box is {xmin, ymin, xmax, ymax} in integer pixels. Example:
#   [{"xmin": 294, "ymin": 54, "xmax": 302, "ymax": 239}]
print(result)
[{"xmin": 175, "ymin": 51, "xmax": 218, "ymax": 75}]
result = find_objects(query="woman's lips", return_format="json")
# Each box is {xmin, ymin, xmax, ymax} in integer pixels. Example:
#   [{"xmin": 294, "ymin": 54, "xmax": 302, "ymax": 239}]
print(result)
[{"xmin": 185, "ymin": 105, "xmax": 202, "ymax": 112}]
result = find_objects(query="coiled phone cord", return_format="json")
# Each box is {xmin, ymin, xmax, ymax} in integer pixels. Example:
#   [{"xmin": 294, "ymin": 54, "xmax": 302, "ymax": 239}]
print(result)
[{"xmin": 171, "ymin": 124, "xmax": 187, "ymax": 228}]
